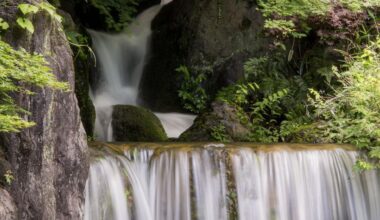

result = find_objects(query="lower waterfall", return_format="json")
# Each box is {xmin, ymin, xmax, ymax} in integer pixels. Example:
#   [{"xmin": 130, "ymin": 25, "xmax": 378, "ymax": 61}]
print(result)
[{"xmin": 84, "ymin": 144, "xmax": 380, "ymax": 220}]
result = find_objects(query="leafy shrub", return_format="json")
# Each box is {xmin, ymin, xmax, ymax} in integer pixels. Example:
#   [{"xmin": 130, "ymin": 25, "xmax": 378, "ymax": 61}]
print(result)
[
  {"xmin": 258, "ymin": 0, "xmax": 380, "ymax": 41},
  {"xmin": 88, "ymin": 0, "xmax": 140, "ymax": 31},
  {"xmin": 176, "ymin": 65, "xmax": 209, "ymax": 113},
  {"xmin": 297, "ymin": 38, "xmax": 380, "ymax": 169},
  {"xmin": 210, "ymin": 124, "xmax": 230, "ymax": 142},
  {"xmin": 216, "ymin": 81, "xmax": 289, "ymax": 142},
  {"xmin": 0, "ymin": 40, "xmax": 68, "ymax": 132}
]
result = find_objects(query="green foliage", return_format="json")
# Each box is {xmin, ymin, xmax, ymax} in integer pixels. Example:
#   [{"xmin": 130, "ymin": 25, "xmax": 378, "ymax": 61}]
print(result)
[
  {"xmin": 217, "ymin": 82, "xmax": 259, "ymax": 106},
  {"xmin": 39, "ymin": 2, "xmax": 63, "ymax": 23},
  {"xmin": 18, "ymin": 3, "xmax": 39, "ymax": 15},
  {"xmin": 176, "ymin": 65, "xmax": 209, "ymax": 113},
  {"xmin": 16, "ymin": 3, "xmax": 62, "ymax": 34},
  {"xmin": 286, "ymin": 38, "xmax": 380, "ymax": 169},
  {"xmin": 16, "ymin": 17, "xmax": 34, "ymax": 34},
  {"xmin": 257, "ymin": 0, "xmax": 380, "ymax": 38},
  {"xmin": 215, "ymin": 43, "xmax": 341, "ymax": 143},
  {"xmin": 210, "ymin": 124, "xmax": 230, "ymax": 142},
  {"xmin": 0, "ymin": 40, "xmax": 68, "ymax": 132},
  {"xmin": 0, "ymin": 18, "xmax": 9, "ymax": 32},
  {"xmin": 89, "ymin": 0, "xmax": 140, "ymax": 31},
  {"xmin": 65, "ymin": 30, "xmax": 95, "ymax": 61},
  {"xmin": 4, "ymin": 170, "xmax": 13, "ymax": 185},
  {"xmin": 217, "ymin": 81, "xmax": 289, "ymax": 142},
  {"xmin": 264, "ymin": 19, "xmax": 307, "ymax": 38}
]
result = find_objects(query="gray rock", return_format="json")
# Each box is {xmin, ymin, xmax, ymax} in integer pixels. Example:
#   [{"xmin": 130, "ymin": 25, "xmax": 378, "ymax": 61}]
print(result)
[
  {"xmin": 0, "ymin": 1, "xmax": 89, "ymax": 219},
  {"xmin": 112, "ymin": 105, "xmax": 168, "ymax": 142},
  {"xmin": 0, "ymin": 189, "xmax": 16, "ymax": 220}
]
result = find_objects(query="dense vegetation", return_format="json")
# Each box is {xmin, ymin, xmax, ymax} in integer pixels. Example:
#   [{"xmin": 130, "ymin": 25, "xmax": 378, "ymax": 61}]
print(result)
[{"xmin": 176, "ymin": 0, "xmax": 380, "ymax": 168}]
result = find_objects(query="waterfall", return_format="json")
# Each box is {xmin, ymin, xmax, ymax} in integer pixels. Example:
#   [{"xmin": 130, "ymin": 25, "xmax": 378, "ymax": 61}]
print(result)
[
  {"xmin": 90, "ymin": 1, "xmax": 195, "ymax": 141},
  {"xmin": 84, "ymin": 144, "xmax": 380, "ymax": 220}
]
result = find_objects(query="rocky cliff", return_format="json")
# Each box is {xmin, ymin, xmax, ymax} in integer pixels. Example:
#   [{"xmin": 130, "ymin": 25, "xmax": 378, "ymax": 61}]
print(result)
[{"xmin": 0, "ymin": 0, "xmax": 88, "ymax": 219}]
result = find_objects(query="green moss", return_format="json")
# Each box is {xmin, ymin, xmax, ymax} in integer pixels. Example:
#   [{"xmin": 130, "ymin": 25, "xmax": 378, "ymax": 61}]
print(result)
[{"xmin": 112, "ymin": 105, "xmax": 167, "ymax": 142}]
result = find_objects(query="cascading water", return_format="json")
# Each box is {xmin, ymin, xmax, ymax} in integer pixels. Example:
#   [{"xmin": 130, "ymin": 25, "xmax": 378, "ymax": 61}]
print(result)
[
  {"xmin": 86, "ymin": 2, "xmax": 380, "ymax": 220},
  {"xmin": 84, "ymin": 144, "xmax": 380, "ymax": 220},
  {"xmin": 90, "ymin": 1, "xmax": 195, "ymax": 141}
]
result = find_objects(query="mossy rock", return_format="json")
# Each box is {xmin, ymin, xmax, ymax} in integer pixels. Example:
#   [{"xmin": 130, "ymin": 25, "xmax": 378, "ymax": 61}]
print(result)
[
  {"xmin": 112, "ymin": 105, "xmax": 168, "ymax": 142},
  {"xmin": 180, "ymin": 101, "xmax": 250, "ymax": 142}
]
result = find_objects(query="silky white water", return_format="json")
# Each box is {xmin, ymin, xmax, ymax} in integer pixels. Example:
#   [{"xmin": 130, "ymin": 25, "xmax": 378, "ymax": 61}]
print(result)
[
  {"xmin": 90, "ymin": 1, "xmax": 195, "ymax": 141},
  {"xmin": 84, "ymin": 144, "xmax": 380, "ymax": 220}
]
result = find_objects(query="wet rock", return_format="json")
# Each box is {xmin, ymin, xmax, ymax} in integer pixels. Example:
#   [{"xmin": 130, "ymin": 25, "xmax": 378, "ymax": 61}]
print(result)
[
  {"xmin": 112, "ymin": 105, "xmax": 168, "ymax": 141},
  {"xmin": 208, "ymin": 51, "xmax": 251, "ymax": 97},
  {"xmin": 0, "ymin": 157, "xmax": 11, "ymax": 187},
  {"xmin": 180, "ymin": 101, "xmax": 250, "ymax": 141}
]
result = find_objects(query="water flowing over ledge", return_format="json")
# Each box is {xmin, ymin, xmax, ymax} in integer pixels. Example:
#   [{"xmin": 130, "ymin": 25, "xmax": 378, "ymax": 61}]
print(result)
[{"xmin": 84, "ymin": 143, "xmax": 380, "ymax": 220}]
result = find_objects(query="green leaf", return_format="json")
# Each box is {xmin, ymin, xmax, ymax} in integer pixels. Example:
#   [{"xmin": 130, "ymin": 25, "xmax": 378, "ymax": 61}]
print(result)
[
  {"xmin": 16, "ymin": 18, "xmax": 34, "ymax": 34},
  {"xmin": 0, "ymin": 18, "xmax": 9, "ymax": 30},
  {"xmin": 38, "ymin": 2, "xmax": 63, "ymax": 23},
  {"xmin": 18, "ymin": 4, "xmax": 39, "ymax": 15}
]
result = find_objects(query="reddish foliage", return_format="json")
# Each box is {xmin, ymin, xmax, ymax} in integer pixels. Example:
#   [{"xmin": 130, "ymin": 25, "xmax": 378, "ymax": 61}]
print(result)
[{"xmin": 309, "ymin": 5, "xmax": 368, "ymax": 45}]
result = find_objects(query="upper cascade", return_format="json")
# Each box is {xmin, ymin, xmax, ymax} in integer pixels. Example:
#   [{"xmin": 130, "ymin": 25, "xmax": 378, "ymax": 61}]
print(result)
[{"xmin": 90, "ymin": 0, "xmax": 195, "ymax": 141}]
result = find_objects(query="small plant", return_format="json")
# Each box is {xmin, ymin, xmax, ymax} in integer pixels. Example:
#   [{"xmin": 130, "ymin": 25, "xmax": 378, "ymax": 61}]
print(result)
[
  {"xmin": 176, "ymin": 65, "xmax": 209, "ymax": 113},
  {"xmin": 4, "ymin": 170, "xmax": 14, "ymax": 185},
  {"xmin": 17, "ymin": 2, "xmax": 62, "ymax": 34},
  {"xmin": 210, "ymin": 124, "xmax": 230, "ymax": 142},
  {"xmin": 65, "ymin": 30, "xmax": 96, "ymax": 62},
  {"xmin": 0, "ymin": 18, "xmax": 9, "ymax": 32},
  {"xmin": 88, "ymin": 0, "xmax": 139, "ymax": 31}
]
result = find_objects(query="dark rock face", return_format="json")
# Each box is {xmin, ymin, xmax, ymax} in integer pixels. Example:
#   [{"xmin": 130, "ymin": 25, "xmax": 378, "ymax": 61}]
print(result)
[
  {"xmin": 0, "ymin": 189, "xmax": 16, "ymax": 220},
  {"xmin": 112, "ymin": 105, "xmax": 168, "ymax": 142},
  {"xmin": 60, "ymin": 10, "xmax": 97, "ymax": 137},
  {"xmin": 139, "ymin": 0, "xmax": 270, "ymax": 112},
  {"xmin": 0, "ymin": 1, "xmax": 89, "ymax": 219},
  {"xmin": 180, "ymin": 101, "xmax": 250, "ymax": 141},
  {"xmin": 208, "ymin": 51, "xmax": 250, "ymax": 97}
]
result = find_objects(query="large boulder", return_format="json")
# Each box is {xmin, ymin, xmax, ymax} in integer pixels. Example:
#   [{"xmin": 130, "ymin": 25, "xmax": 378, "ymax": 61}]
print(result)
[
  {"xmin": 139, "ymin": 0, "xmax": 271, "ymax": 112},
  {"xmin": 0, "ymin": 1, "xmax": 89, "ymax": 219},
  {"xmin": 180, "ymin": 101, "xmax": 250, "ymax": 141},
  {"xmin": 112, "ymin": 105, "xmax": 168, "ymax": 141}
]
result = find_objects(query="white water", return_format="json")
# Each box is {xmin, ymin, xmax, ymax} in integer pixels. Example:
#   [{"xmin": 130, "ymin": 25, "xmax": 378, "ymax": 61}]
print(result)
[
  {"xmin": 84, "ymin": 145, "xmax": 380, "ymax": 220},
  {"xmin": 90, "ymin": 1, "xmax": 195, "ymax": 141}
]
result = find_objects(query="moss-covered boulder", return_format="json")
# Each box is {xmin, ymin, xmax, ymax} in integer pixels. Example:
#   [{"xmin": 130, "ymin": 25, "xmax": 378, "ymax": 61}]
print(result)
[
  {"xmin": 112, "ymin": 105, "xmax": 168, "ymax": 141},
  {"xmin": 180, "ymin": 101, "xmax": 250, "ymax": 142}
]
